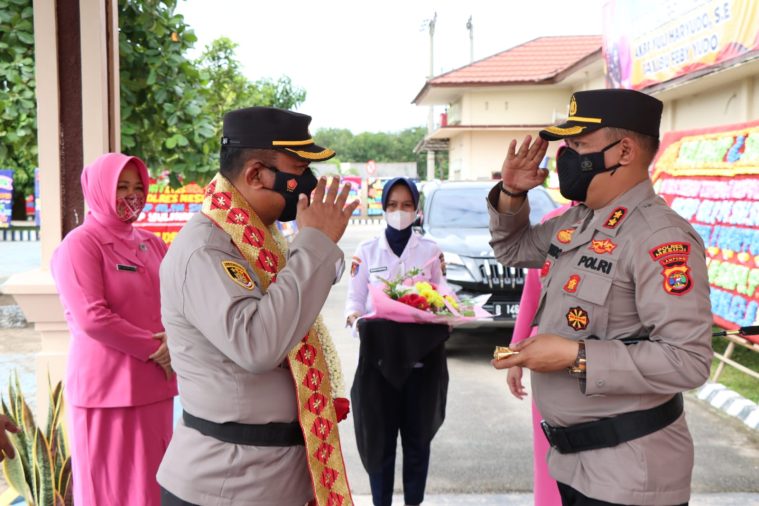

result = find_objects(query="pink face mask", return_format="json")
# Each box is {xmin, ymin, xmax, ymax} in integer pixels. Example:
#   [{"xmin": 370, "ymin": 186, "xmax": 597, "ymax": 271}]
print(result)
[{"xmin": 116, "ymin": 193, "xmax": 146, "ymax": 223}]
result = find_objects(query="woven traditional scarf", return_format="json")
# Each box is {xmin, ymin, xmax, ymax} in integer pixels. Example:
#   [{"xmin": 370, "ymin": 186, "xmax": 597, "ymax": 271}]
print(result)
[{"xmin": 202, "ymin": 173, "xmax": 353, "ymax": 506}]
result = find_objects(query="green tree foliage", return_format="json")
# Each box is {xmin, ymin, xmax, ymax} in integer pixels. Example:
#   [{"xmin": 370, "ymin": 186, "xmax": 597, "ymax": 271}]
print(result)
[
  {"xmin": 0, "ymin": 0, "xmax": 37, "ymax": 205},
  {"xmin": 119, "ymin": 0, "xmax": 217, "ymax": 186},
  {"xmin": 0, "ymin": 0, "xmax": 307, "ymax": 205},
  {"xmin": 196, "ymin": 37, "xmax": 306, "ymax": 150},
  {"xmin": 119, "ymin": 2, "xmax": 307, "ymax": 186},
  {"xmin": 313, "ymin": 126, "xmax": 448, "ymax": 179}
]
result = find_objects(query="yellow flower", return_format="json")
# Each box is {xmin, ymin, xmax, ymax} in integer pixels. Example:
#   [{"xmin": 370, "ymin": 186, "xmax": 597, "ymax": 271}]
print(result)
[
  {"xmin": 415, "ymin": 282, "xmax": 433, "ymax": 292},
  {"xmin": 444, "ymin": 295, "xmax": 459, "ymax": 310}
]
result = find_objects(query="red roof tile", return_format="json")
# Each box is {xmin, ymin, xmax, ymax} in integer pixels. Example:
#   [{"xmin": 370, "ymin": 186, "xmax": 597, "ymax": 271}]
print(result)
[{"xmin": 430, "ymin": 35, "xmax": 602, "ymax": 86}]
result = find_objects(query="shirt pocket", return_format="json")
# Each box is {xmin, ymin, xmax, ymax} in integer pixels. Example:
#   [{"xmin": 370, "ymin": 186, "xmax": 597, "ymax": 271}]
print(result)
[{"xmin": 564, "ymin": 272, "xmax": 613, "ymax": 339}]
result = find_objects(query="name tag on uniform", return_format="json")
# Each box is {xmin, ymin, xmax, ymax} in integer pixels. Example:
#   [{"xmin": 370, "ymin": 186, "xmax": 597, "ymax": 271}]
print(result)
[
  {"xmin": 116, "ymin": 264, "xmax": 138, "ymax": 272},
  {"xmin": 369, "ymin": 266, "xmax": 388, "ymax": 273}
]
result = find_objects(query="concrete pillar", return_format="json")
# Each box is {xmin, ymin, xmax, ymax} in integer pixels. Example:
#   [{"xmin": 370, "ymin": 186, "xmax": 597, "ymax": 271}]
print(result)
[{"xmin": 3, "ymin": 0, "xmax": 119, "ymax": 420}]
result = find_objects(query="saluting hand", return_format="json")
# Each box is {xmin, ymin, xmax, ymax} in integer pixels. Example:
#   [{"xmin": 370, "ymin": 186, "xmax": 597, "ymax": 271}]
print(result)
[
  {"xmin": 500, "ymin": 135, "xmax": 550, "ymax": 193},
  {"xmin": 0, "ymin": 414, "xmax": 20, "ymax": 462},
  {"xmin": 296, "ymin": 176, "xmax": 360, "ymax": 243}
]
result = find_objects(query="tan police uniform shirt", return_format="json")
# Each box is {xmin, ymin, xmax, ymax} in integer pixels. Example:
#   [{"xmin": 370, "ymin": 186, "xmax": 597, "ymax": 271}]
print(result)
[
  {"xmin": 489, "ymin": 180, "xmax": 713, "ymax": 505},
  {"xmin": 157, "ymin": 213, "xmax": 344, "ymax": 506}
]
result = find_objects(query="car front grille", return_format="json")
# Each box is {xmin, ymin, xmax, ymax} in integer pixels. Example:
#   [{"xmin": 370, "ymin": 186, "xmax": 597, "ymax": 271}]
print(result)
[{"xmin": 477, "ymin": 259, "xmax": 526, "ymax": 290}]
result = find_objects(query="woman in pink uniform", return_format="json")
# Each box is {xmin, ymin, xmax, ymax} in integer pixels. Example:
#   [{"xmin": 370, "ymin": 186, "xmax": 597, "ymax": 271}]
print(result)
[
  {"xmin": 51, "ymin": 153, "xmax": 177, "ymax": 506},
  {"xmin": 507, "ymin": 203, "xmax": 572, "ymax": 506}
]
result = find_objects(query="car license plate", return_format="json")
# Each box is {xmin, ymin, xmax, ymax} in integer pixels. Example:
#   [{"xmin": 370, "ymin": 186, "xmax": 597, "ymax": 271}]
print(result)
[{"xmin": 494, "ymin": 302, "xmax": 519, "ymax": 319}]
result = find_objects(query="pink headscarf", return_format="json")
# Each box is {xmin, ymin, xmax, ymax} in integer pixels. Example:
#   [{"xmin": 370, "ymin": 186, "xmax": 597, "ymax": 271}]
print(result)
[{"xmin": 81, "ymin": 152, "xmax": 149, "ymax": 238}]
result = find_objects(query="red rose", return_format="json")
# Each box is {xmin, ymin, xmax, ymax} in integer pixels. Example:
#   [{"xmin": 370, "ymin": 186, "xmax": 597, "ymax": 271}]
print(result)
[
  {"xmin": 398, "ymin": 293, "xmax": 429, "ymax": 311},
  {"xmin": 334, "ymin": 397, "xmax": 350, "ymax": 422}
]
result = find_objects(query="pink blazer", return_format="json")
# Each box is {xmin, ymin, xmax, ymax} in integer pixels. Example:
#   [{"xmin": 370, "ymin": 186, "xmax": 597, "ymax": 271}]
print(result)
[{"xmin": 52, "ymin": 221, "xmax": 177, "ymax": 407}]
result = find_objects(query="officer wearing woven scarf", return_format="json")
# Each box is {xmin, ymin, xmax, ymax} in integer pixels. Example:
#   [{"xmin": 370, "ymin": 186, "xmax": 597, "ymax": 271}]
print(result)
[
  {"xmin": 489, "ymin": 89, "xmax": 712, "ymax": 506},
  {"xmin": 158, "ymin": 107, "xmax": 358, "ymax": 506}
]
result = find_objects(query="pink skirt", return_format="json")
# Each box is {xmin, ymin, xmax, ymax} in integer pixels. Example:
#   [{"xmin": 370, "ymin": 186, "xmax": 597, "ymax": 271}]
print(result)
[{"xmin": 68, "ymin": 399, "xmax": 174, "ymax": 506}]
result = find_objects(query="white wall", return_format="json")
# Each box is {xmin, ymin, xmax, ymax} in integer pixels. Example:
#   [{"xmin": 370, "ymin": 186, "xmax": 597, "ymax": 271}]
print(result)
[
  {"xmin": 448, "ymin": 130, "xmax": 562, "ymax": 181},
  {"xmin": 663, "ymin": 75, "xmax": 758, "ymax": 133},
  {"xmin": 459, "ymin": 88, "xmax": 572, "ymax": 126}
]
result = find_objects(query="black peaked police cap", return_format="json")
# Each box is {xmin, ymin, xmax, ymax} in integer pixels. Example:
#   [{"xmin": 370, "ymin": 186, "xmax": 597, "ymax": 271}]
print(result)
[
  {"xmin": 221, "ymin": 106, "xmax": 336, "ymax": 162},
  {"xmin": 540, "ymin": 89, "xmax": 663, "ymax": 141}
]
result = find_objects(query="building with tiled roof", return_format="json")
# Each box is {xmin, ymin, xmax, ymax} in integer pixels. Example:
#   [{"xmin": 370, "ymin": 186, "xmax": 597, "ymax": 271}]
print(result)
[{"xmin": 413, "ymin": 35, "xmax": 603, "ymax": 180}]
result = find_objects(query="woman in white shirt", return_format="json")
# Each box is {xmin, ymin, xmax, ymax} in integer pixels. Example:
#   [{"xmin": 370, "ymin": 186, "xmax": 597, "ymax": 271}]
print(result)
[{"xmin": 345, "ymin": 177, "xmax": 449, "ymax": 506}]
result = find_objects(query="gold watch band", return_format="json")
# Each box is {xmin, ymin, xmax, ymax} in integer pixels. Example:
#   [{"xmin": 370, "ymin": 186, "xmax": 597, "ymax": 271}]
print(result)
[{"xmin": 568, "ymin": 340, "xmax": 587, "ymax": 377}]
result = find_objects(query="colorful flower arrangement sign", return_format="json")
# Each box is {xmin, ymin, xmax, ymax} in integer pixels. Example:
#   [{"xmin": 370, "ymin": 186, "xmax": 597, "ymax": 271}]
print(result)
[
  {"xmin": 365, "ymin": 268, "xmax": 490, "ymax": 325},
  {"xmin": 133, "ymin": 177, "xmax": 204, "ymax": 244},
  {"xmin": 651, "ymin": 120, "xmax": 759, "ymax": 330}
]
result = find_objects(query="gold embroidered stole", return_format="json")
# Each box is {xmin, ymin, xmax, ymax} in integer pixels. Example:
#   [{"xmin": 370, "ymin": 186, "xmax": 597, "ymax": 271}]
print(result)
[{"xmin": 202, "ymin": 174, "xmax": 353, "ymax": 506}]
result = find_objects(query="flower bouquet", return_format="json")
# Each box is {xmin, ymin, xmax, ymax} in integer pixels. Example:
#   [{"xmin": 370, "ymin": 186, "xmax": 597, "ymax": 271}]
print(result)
[{"xmin": 364, "ymin": 268, "xmax": 491, "ymax": 325}]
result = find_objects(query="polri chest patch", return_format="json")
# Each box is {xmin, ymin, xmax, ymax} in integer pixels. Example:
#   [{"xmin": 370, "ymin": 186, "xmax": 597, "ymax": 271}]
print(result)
[{"xmin": 222, "ymin": 260, "xmax": 256, "ymax": 290}]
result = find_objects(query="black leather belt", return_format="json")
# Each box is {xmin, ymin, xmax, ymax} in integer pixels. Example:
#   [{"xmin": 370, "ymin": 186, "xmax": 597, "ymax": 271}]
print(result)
[
  {"xmin": 183, "ymin": 410, "xmax": 304, "ymax": 446},
  {"xmin": 541, "ymin": 393, "xmax": 683, "ymax": 454}
]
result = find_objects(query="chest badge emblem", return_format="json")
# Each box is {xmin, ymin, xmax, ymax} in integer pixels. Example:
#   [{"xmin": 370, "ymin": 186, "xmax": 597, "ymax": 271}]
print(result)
[
  {"xmin": 556, "ymin": 228, "xmax": 575, "ymax": 244},
  {"xmin": 589, "ymin": 239, "xmax": 617, "ymax": 254},
  {"xmin": 540, "ymin": 259, "xmax": 552, "ymax": 278},
  {"xmin": 563, "ymin": 274, "xmax": 581, "ymax": 293},
  {"xmin": 566, "ymin": 306, "xmax": 589, "ymax": 331}
]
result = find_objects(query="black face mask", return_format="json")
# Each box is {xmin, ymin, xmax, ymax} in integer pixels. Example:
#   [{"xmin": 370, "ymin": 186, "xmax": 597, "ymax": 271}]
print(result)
[
  {"xmin": 265, "ymin": 165, "xmax": 318, "ymax": 222},
  {"xmin": 556, "ymin": 139, "xmax": 622, "ymax": 202}
]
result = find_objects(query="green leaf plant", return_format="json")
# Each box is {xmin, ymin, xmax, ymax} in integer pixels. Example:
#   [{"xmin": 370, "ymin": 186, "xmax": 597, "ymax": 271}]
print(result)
[{"xmin": 1, "ymin": 372, "xmax": 72, "ymax": 505}]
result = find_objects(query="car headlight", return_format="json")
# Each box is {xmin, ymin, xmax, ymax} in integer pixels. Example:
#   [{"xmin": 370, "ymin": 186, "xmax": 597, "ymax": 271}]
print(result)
[{"xmin": 444, "ymin": 252, "xmax": 465, "ymax": 266}]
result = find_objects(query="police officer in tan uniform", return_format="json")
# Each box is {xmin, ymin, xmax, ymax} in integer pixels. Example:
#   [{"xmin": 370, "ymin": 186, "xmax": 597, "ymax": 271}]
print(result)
[
  {"xmin": 157, "ymin": 107, "xmax": 359, "ymax": 505},
  {"xmin": 489, "ymin": 89, "xmax": 713, "ymax": 506}
]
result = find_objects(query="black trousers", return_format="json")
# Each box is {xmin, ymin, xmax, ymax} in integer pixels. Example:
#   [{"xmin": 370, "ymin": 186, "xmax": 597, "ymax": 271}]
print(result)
[
  {"xmin": 366, "ymin": 366, "xmax": 434, "ymax": 506},
  {"xmin": 160, "ymin": 487, "xmax": 199, "ymax": 506},
  {"xmin": 557, "ymin": 482, "xmax": 688, "ymax": 506}
]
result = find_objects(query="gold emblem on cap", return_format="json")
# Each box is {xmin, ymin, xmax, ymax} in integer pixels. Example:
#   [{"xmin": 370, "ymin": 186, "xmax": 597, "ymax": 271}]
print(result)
[{"xmin": 569, "ymin": 95, "xmax": 577, "ymax": 116}]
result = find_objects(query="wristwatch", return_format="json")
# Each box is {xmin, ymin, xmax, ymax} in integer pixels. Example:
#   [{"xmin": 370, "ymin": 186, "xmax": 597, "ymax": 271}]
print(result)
[
  {"xmin": 568, "ymin": 340, "xmax": 587, "ymax": 378},
  {"xmin": 499, "ymin": 181, "xmax": 528, "ymax": 198}
]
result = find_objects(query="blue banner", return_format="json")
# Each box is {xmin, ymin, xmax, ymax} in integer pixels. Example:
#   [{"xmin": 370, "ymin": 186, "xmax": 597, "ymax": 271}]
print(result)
[{"xmin": 0, "ymin": 170, "xmax": 13, "ymax": 228}]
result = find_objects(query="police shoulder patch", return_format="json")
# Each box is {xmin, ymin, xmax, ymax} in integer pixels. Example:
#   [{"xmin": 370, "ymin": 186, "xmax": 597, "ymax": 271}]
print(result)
[
  {"xmin": 221, "ymin": 260, "xmax": 255, "ymax": 290},
  {"xmin": 649, "ymin": 242, "xmax": 693, "ymax": 296}
]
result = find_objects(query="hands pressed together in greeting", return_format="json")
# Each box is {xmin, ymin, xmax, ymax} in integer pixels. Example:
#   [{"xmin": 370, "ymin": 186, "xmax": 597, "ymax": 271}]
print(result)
[
  {"xmin": 149, "ymin": 332, "xmax": 173, "ymax": 380},
  {"xmin": 492, "ymin": 334, "xmax": 580, "ymax": 399}
]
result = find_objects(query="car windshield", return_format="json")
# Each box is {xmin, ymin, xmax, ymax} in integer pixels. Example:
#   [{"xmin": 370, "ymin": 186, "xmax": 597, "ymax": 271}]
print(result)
[
  {"xmin": 426, "ymin": 186, "xmax": 557, "ymax": 228},
  {"xmin": 427, "ymin": 188, "xmax": 490, "ymax": 228}
]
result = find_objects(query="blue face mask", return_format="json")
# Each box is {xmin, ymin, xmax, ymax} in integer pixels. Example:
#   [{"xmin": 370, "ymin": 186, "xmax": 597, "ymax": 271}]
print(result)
[
  {"xmin": 264, "ymin": 165, "xmax": 318, "ymax": 222},
  {"xmin": 556, "ymin": 139, "xmax": 621, "ymax": 202}
]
